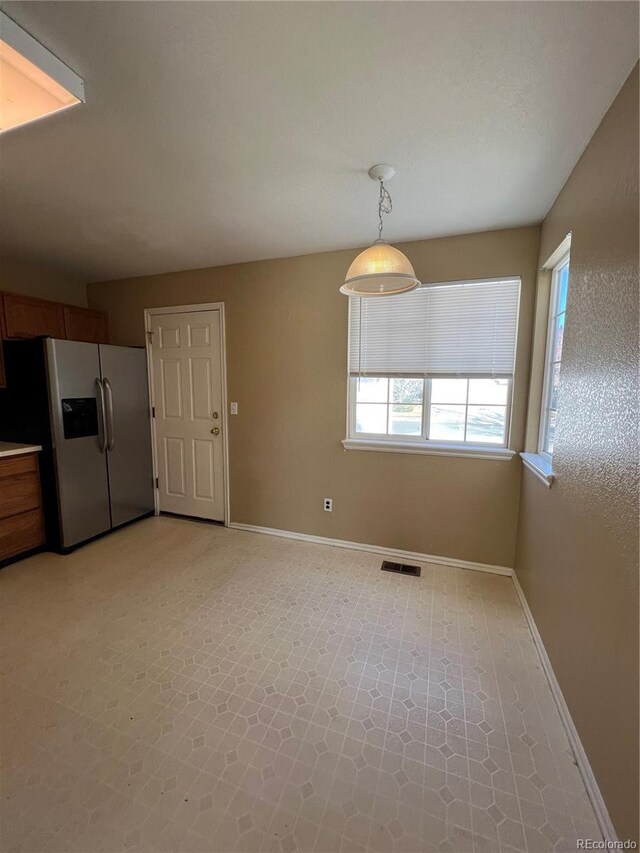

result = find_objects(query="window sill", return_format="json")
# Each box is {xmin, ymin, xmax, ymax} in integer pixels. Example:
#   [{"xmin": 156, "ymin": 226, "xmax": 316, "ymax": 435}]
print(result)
[
  {"xmin": 342, "ymin": 438, "xmax": 516, "ymax": 461},
  {"xmin": 520, "ymin": 453, "xmax": 554, "ymax": 487}
]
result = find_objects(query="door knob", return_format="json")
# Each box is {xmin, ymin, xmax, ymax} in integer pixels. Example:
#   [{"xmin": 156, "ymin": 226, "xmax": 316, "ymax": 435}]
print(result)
[{"xmin": 211, "ymin": 427, "xmax": 220, "ymax": 435}]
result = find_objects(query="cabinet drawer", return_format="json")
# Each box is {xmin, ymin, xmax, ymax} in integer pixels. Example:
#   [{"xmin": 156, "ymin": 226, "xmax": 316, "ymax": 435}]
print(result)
[
  {"xmin": 0, "ymin": 453, "xmax": 37, "ymax": 478},
  {"xmin": 0, "ymin": 509, "xmax": 44, "ymax": 561},
  {"xmin": 0, "ymin": 470, "xmax": 41, "ymax": 520}
]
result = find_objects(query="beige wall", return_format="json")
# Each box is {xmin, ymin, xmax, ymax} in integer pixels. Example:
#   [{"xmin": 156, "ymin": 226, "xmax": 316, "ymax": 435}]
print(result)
[
  {"xmin": 1, "ymin": 256, "xmax": 87, "ymax": 307},
  {"xmin": 88, "ymin": 226, "xmax": 540, "ymax": 567},
  {"xmin": 515, "ymin": 66, "xmax": 639, "ymax": 841}
]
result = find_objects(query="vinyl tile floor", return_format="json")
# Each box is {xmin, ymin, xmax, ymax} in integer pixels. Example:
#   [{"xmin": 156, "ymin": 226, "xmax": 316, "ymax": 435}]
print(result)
[{"xmin": 0, "ymin": 517, "xmax": 602, "ymax": 853}]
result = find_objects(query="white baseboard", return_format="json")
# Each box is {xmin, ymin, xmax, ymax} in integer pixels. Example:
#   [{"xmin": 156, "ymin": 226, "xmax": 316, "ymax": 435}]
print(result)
[
  {"xmin": 226, "ymin": 522, "xmax": 513, "ymax": 576},
  {"xmin": 512, "ymin": 574, "xmax": 618, "ymax": 844}
]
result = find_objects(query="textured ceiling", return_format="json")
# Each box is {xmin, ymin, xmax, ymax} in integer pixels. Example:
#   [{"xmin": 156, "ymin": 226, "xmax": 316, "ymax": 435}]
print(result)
[{"xmin": 0, "ymin": 1, "xmax": 638, "ymax": 283}]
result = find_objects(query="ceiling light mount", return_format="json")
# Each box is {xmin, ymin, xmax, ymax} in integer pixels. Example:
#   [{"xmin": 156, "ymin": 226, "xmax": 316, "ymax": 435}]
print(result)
[
  {"xmin": 340, "ymin": 164, "xmax": 420, "ymax": 297},
  {"xmin": 368, "ymin": 164, "xmax": 395, "ymax": 183}
]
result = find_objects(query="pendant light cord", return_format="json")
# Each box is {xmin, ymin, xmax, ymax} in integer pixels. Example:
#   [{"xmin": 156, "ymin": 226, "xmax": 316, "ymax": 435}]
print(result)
[{"xmin": 377, "ymin": 180, "xmax": 392, "ymax": 241}]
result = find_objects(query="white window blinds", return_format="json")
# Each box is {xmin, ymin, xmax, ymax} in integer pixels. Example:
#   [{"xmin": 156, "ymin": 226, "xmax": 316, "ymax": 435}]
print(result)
[{"xmin": 348, "ymin": 277, "xmax": 520, "ymax": 377}]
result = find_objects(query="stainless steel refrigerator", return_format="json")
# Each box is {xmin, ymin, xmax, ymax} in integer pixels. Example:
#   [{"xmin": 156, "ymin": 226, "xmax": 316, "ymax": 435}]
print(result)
[{"xmin": 0, "ymin": 338, "xmax": 154, "ymax": 550}]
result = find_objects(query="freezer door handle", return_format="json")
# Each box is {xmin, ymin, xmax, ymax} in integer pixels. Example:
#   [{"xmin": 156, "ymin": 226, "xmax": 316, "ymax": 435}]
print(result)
[
  {"xmin": 95, "ymin": 377, "xmax": 107, "ymax": 453},
  {"xmin": 103, "ymin": 376, "xmax": 115, "ymax": 451}
]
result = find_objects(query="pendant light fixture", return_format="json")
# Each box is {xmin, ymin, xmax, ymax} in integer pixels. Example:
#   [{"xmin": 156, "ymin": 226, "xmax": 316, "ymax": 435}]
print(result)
[{"xmin": 340, "ymin": 164, "xmax": 420, "ymax": 297}]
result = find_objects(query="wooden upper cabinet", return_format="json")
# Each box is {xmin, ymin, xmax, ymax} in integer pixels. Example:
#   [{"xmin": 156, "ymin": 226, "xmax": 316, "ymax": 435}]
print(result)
[
  {"xmin": 0, "ymin": 293, "xmax": 109, "ymax": 346},
  {"xmin": 63, "ymin": 305, "xmax": 109, "ymax": 344},
  {"xmin": 3, "ymin": 293, "xmax": 66, "ymax": 339},
  {"xmin": 0, "ymin": 295, "xmax": 6, "ymax": 388}
]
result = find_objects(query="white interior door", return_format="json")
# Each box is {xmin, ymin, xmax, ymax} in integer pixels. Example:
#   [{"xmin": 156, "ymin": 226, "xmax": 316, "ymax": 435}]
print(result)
[{"xmin": 149, "ymin": 309, "xmax": 225, "ymax": 521}]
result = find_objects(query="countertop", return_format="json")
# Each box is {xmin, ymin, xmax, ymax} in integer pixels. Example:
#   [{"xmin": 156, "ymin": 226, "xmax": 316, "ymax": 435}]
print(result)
[{"xmin": 0, "ymin": 442, "xmax": 43, "ymax": 459}]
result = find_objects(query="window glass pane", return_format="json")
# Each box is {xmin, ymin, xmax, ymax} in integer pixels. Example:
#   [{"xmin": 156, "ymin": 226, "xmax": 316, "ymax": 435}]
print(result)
[
  {"xmin": 538, "ymin": 253, "xmax": 569, "ymax": 457},
  {"xmin": 557, "ymin": 264, "xmax": 569, "ymax": 314},
  {"xmin": 545, "ymin": 409, "xmax": 557, "ymax": 454},
  {"xmin": 466, "ymin": 406, "xmax": 506, "ymax": 444},
  {"xmin": 429, "ymin": 405, "xmax": 465, "ymax": 441},
  {"xmin": 553, "ymin": 313, "xmax": 565, "ymax": 362},
  {"xmin": 389, "ymin": 404, "xmax": 422, "ymax": 436},
  {"xmin": 468, "ymin": 378, "xmax": 509, "ymax": 405},
  {"xmin": 390, "ymin": 378, "xmax": 423, "ymax": 404},
  {"xmin": 431, "ymin": 378, "xmax": 467, "ymax": 404},
  {"xmin": 355, "ymin": 404, "xmax": 387, "ymax": 434},
  {"xmin": 355, "ymin": 377, "xmax": 388, "ymax": 403},
  {"xmin": 550, "ymin": 363, "xmax": 561, "ymax": 410}
]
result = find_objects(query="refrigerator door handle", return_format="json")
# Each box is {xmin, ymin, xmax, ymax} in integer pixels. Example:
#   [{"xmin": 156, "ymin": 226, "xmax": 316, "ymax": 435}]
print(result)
[
  {"xmin": 103, "ymin": 376, "xmax": 115, "ymax": 451},
  {"xmin": 96, "ymin": 377, "xmax": 107, "ymax": 453}
]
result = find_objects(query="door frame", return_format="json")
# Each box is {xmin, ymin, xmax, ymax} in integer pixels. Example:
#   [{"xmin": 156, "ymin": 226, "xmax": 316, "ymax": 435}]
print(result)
[{"xmin": 144, "ymin": 302, "xmax": 230, "ymax": 526}]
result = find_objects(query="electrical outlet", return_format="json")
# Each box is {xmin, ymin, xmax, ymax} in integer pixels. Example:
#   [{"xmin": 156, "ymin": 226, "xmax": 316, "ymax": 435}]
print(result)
[
  {"xmin": 230, "ymin": 402, "xmax": 238, "ymax": 415},
  {"xmin": 323, "ymin": 498, "xmax": 333, "ymax": 512}
]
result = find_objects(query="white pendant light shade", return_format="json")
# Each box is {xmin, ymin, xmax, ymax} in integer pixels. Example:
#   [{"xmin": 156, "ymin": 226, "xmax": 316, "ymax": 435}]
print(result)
[
  {"xmin": 340, "ymin": 239, "xmax": 420, "ymax": 296},
  {"xmin": 340, "ymin": 164, "xmax": 420, "ymax": 297}
]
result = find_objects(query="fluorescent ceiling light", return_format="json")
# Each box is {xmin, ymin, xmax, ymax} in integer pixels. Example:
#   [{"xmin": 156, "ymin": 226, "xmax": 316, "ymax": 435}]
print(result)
[{"xmin": 0, "ymin": 10, "xmax": 84, "ymax": 133}]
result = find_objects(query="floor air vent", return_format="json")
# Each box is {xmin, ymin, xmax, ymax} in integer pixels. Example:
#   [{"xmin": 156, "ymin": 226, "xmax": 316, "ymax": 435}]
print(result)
[{"xmin": 381, "ymin": 560, "xmax": 421, "ymax": 577}]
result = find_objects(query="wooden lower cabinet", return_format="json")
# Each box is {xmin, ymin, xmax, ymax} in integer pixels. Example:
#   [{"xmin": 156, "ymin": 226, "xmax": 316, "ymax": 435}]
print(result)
[
  {"xmin": 0, "ymin": 510, "xmax": 44, "ymax": 561},
  {"xmin": 0, "ymin": 453, "xmax": 45, "ymax": 561},
  {"xmin": 0, "ymin": 453, "xmax": 42, "ymax": 519}
]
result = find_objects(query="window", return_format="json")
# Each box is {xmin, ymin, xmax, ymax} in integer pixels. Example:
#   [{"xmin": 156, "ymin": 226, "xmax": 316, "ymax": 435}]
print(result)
[
  {"xmin": 351, "ymin": 376, "xmax": 511, "ymax": 445},
  {"xmin": 346, "ymin": 278, "xmax": 520, "ymax": 455},
  {"xmin": 539, "ymin": 249, "xmax": 570, "ymax": 459}
]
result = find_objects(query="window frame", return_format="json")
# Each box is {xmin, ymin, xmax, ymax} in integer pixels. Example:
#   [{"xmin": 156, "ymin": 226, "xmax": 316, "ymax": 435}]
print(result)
[
  {"xmin": 348, "ymin": 376, "xmax": 427, "ymax": 445},
  {"xmin": 537, "ymin": 249, "xmax": 570, "ymax": 462},
  {"xmin": 347, "ymin": 374, "xmax": 514, "ymax": 450}
]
